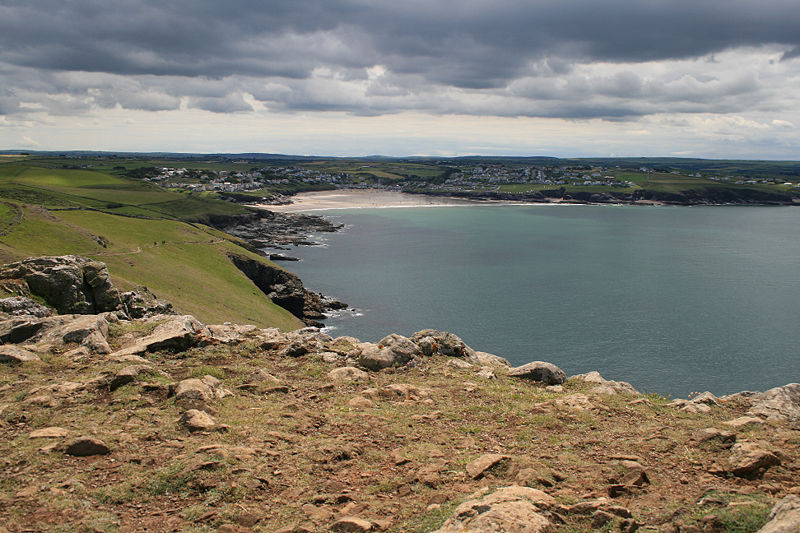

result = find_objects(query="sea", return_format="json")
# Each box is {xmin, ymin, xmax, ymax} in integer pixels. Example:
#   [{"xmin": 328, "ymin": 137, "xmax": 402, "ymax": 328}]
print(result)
[{"xmin": 277, "ymin": 204, "xmax": 800, "ymax": 398}]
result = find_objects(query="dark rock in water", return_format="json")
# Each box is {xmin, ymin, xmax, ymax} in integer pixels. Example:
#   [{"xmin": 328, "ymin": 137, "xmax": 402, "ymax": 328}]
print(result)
[
  {"xmin": 268, "ymin": 253, "xmax": 300, "ymax": 262},
  {"xmin": 229, "ymin": 254, "xmax": 346, "ymax": 326},
  {"xmin": 207, "ymin": 209, "xmax": 341, "ymax": 250},
  {"xmin": 0, "ymin": 296, "xmax": 52, "ymax": 318},
  {"xmin": 509, "ymin": 361, "xmax": 567, "ymax": 385}
]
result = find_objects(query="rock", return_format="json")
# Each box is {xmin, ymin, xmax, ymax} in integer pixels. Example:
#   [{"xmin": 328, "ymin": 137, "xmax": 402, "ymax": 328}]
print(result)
[
  {"xmin": 109, "ymin": 365, "xmax": 158, "ymax": 391},
  {"xmin": 113, "ymin": 315, "xmax": 209, "ymax": 356},
  {"xmin": 246, "ymin": 369, "xmax": 281, "ymax": 385},
  {"xmin": 727, "ymin": 442, "xmax": 780, "ymax": 479},
  {"xmin": 572, "ymin": 371, "xmax": 638, "ymax": 395},
  {"xmin": 0, "ymin": 314, "xmax": 111, "ymax": 353},
  {"xmin": 378, "ymin": 384, "xmax": 430, "ymax": 402},
  {"xmin": 724, "ymin": 416, "xmax": 765, "ymax": 429},
  {"xmin": 181, "ymin": 409, "xmax": 219, "ymax": 432},
  {"xmin": 358, "ymin": 334, "xmax": 420, "ymax": 371},
  {"xmin": 467, "ymin": 350, "xmax": 511, "ymax": 367},
  {"xmin": 758, "ymin": 495, "xmax": 800, "ymax": 533},
  {"xmin": 466, "ymin": 454, "xmax": 512, "ymax": 479},
  {"xmin": 331, "ymin": 517, "xmax": 373, "ymax": 532},
  {"xmin": 554, "ymin": 393, "xmax": 593, "ymax": 411},
  {"xmin": 433, "ymin": 485, "xmax": 555, "ymax": 533},
  {"xmin": 65, "ymin": 437, "xmax": 110, "ymax": 456},
  {"xmin": 509, "ymin": 361, "xmax": 567, "ymax": 385},
  {"xmin": 695, "ymin": 428, "xmax": 736, "ymax": 447},
  {"xmin": 448, "ymin": 358, "xmax": 474, "ymax": 369},
  {"xmin": 609, "ymin": 460, "xmax": 650, "ymax": 486},
  {"xmin": 411, "ymin": 329, "xmax": 475, "ymax": 358},
  {"xmin": 29, "ymin": 427, "xmax": 69, "ymax": 438},
  {"xmin": 477, "ymin": 366, "xmax": 496, "ymax": 380},
  {"xmin": 328, "ymin": 366, "xmax": 369, "ymax": 383},
  {"xmin": 173, "ymin": 375, "xmax": 233, "ymax": 411},
  {"xmin": 0, "ymin": 345, "xmax": 41, "ymax": 363},
  {"xmin": 348, "ymin": 396, "xmax": 374, "ymax": 409},
  {"xmin": 0, "ymin": 255, "xmax": 122, "ymax": 314},
  {"xmin": 748, "ymin": 383, "xmax": 800, "ymax": 421},
  {"xmin": 119, "ymin": 286, "xmax": 175, "ymax": 319},
  {"xmin": 0, "ymin": 296, "xmax": 52, "ymax": 317}
]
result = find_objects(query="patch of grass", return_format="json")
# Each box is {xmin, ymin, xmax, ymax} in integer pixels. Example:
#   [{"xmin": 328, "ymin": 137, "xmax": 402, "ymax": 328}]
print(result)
[
  {"xmin": 394, "ymin": 498, "xmax": 463, "ymax": 533},
  {"xmin": 684, "ymin": 491, "xmax": 772, "ymax": 533},
  {"xmin": 191, "ymin": 366, "xmax": 226, "ymax": 380}
]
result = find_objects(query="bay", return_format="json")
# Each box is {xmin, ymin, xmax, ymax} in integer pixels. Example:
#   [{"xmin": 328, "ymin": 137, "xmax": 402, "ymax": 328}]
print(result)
[{"xmin": 281, "ymin": 204, "xmax": 800, "ymax": 398}]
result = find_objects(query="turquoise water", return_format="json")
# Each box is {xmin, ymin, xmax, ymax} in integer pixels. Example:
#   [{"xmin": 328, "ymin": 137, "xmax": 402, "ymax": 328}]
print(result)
[{"xmin": 282, "ymin": 205, "xmax": 800, "ymax": 397}]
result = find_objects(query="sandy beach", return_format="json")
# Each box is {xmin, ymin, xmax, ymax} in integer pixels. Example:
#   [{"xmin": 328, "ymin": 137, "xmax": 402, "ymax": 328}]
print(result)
[{"xmin": 256, "ymin": 189, "xmax": 490, "ymax": 212}]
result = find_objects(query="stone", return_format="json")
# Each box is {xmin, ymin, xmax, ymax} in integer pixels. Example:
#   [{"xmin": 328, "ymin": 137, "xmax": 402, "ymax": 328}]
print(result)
[
  {"xmin": 173, "ymin": 375, "xmax": 233, "ymax": 411},
  {"xmin": 448, "ymin": 358, "xmax": 473, "ymax": 369},
  {"xmin": 301, "ymin": 503, "xmax": 334, "ymax": 523},
  {"xmin": 724, "ymin": 416, "xmax": 765, "ymax": 429},
  {"xmin": 378, "ymin": 384, "xmax": 430, "ymax": 402},
  {"xmin": 509, "ymin": 361, "xmax": 567, "ymax": 385},
  {"xmin": 113, "ymin": 315, "xmax": 210, "ymax": 356},
  {"xmin": 466, "ymin": 454, "xmax": 512, "ymax": 479},
  {"xmin": 555, "ymin": 394, "xmax": 594, "ymax": 411},
  {"xmin": 331, "ymin": 517, "xmax": 373, "ymax": 532},
  {"xmin": 328, "ymin": 366, "xmax": 369, "ymax": 383},
  {"xmin": 0, "ymin": 314, "xmax": 112, "ymax": 354},
  {"xmin": 727, "ymin": 442, "xmax": 780, "ymax": 479},
  {"xmin": 695, "ymin": 428, "xmax": 736, "ymax": 447},
  {"xmin": 433, "ymin": 485, "xmax": 555, "ymax": 533},
  {"xmin": 29, "ymin": 427, "xmax": 69, "ymax": 438},
  {"xmin": 748, "ymin": 383, "xmax": 800, "ymax": 421},
  {"xmin": 758, "ymin": 495, "xmax": 800, "ymax": 533},
  {"xmin": 477, "ymin": 366, "xmax": 497, "ymax": 380},
  {"xmin": 65, "ymin": 437, "xmax": 110, "ymax": 456},
  {"xmin": 348, "ymin": 396, "xmax": 374, "ymax": 409},
  {"xmin": 0, "ymin": 296, "xmax": 52, "ymax": 317},
  {"xmin": 0, "ymin": 344, "xmax": 41, "ymax": 363},
  {"xmin": 119, "ymin": 286, "xmax": 175, "ymax": 319},
  {"xmin": 572, "ymin": 371, "xmax": 638, "ymax": 395},
  {"xmin": 609, "ymin": 460, "xmax": 650, "ymax": 486},
  {"xmin": 246, "ymin": 369, "xmax": 281, "ymax": 385},
  {"xmin": 411, "ymin": 329, "xmax": 475, "ymax": 358},
  {"xmin": 109, "ymin": 365, "xmax": 157, "ymax": 391},
  {"xmin": 181, "ymin": 409, "xmax": 219, "ymax": 432},
  {"xmin": 358, "ymin": 334, "xmax": 421, "ymax": 371},
  {"xmin": 468, "ymin": 351, "xmax": 511, "ymax": 367}
]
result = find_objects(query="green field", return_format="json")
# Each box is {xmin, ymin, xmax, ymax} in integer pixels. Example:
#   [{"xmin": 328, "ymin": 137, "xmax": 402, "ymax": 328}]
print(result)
[{"xmin": 0, "ymin": 158, "xmax": 303, "ymax": 330}]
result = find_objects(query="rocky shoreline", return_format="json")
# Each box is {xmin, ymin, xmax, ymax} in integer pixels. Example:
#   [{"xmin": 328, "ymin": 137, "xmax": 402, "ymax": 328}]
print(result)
[{"xmin": 1, "ymin": 255, "xmax": 799, "ymax": 532}]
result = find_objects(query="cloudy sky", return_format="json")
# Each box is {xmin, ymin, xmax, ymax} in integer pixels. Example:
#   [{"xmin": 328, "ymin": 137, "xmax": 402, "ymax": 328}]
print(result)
[{"xmin": 2, "ymin": 0, "xmax": 800, "ymax": 158}]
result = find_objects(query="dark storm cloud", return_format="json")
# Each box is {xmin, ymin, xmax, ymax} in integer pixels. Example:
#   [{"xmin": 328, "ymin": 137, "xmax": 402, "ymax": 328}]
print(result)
[{"xmin": 0, "ymin": 0, "xmax": 798, "ymax": 119}]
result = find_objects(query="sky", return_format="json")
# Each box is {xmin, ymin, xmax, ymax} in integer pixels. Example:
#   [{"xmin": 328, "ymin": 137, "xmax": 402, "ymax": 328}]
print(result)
[{"xmin": 1, "ymin": 0, "xmax": 800, "ymax": 158}]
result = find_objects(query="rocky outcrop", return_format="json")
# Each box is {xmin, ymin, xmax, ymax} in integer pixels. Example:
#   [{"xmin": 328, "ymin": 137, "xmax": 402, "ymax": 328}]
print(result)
[
  {"xmin": 229, "ymin": 254, "xmax": 346, "ymax": 327},
  {"xmin": 572, "ymin": 371, "xmax": 638, "ymax": 395},
  {"xmin": 0, "ymin": 255, "xmax": 122, "ymax": 315},
  {"xmin": 433, "ymin": 486, "xmax": 555, "ymax": 533},
  {"xmin": 358, "ymin": 334, "xmax": 422, "ymax": 371},
  {"xmin": 0, "ymin": 256, "xmax": 175, "ymax": 319},
  {"xmin": 0, "ymin": 314, "xmax": 111, "ymax": 354},
  {"xmin": 111, "ymin": 315, "xmax": 209, "ymax": 357}
]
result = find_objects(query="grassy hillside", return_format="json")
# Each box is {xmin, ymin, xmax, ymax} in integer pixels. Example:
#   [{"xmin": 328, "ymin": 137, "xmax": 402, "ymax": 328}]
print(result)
[{"xmin": 0, "ymin": 158, "xmax": 304, "ymax": 330}]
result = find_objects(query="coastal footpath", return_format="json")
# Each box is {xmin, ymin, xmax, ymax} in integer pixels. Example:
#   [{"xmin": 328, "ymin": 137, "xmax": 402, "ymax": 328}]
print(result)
[{"xmin": 1, "ymin": 256, "xmax": 799, "ymax": 532}]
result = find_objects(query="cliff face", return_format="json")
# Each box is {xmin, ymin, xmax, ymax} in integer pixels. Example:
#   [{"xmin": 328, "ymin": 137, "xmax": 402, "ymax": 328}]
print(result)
[{"xmin": 228, "ymin": 254, "xmax": 345, "ymax": 327}]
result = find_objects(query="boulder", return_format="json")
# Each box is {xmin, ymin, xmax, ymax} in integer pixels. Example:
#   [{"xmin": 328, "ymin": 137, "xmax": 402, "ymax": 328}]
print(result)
[
  {"xmin": 433, "ymin": 485, "xmax": 555, "ymax": 533},
  {"xmin": 119, "ymin": 286, "xmax": 175, "ymax": 319},
  {"xmin": 572, "ymin": 371, "xmax": 638, "ymax": 395},
  {"xmin": 0, "ymin": 345, "xmax": 41, "ymax": 363},
  {"xmin": 468, "ymin": 351, "xmax": 511, "ymax": 368},
  {"xmin": 747, "ymin": 383, "xmax": 800, "ymax": 421},
  {"xmin": 328, "ymin": 366, "xmax": 369, "ymax": 383},
  {"xmin": 0, "ymin": 314, "xmax": 111, "ymax": 354},
  {"xmin": 65, "ymin": 437, "xmax": 110, "ymax": 456},
  {"xmin": 113, "ymin": 315, "xmax": 209, "ymax": 356},
  {"xmin": 331, "ymin": 517, "xmax": 373, "ymax": 532},
  {"xmin": 758, "ymin": 495, "xmax": 800, "ymax": 533},
  {"xmin": 0, "ymin": 255, "xmax": 122, "ymax": 314},
  {"xmin": 358, "ymin": 334, "xmax": 421, "ymax": 371},
  {"xmin": 726, "ymin": 442, "xmax": 781, "ymax": 479},
  {"xmin": 0, "ymin": 296, "xmax": 52, "ymax": 318},
  {"xmin": 411, "ymin": 329, "xmax": 475, "ymax": 358},
  {"xmin": 509, "ymin": 361, "xmax": 567, "ymax": 385},
  {"xmin": 181, "ymin": 409, "xmax": 219, "ymax": 432},
  {"xmin": 173, "ymin": 375, "xmax": 233, "ymax": 411},
  {"xmin": 29, "ymin": 427, "xmax": 69, "ymax": 439}
]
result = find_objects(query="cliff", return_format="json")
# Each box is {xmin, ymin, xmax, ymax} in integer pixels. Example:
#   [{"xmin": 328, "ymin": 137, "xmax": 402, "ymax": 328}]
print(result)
[{"xmin": 0, "ymin": 259, "xmax": 798, "ymax": 533}]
